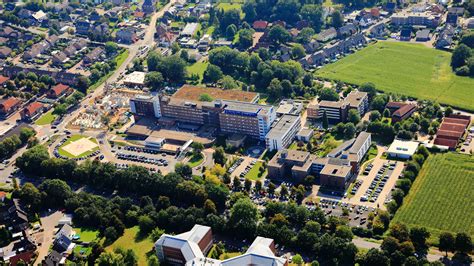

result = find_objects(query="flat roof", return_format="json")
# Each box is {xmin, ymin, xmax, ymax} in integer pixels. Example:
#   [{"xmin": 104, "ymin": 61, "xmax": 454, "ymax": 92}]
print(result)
[
  {"xmin": 223, "ymin": 100, "xmax": 272, "ymax": 115},
  {"xmin": 345, "ymin": 91, "xmax": 367, "ymax": 108},
  {"xmin": 173, "ymin": 85, "xmax": 259, "ymax": 103},
  {"xmin": 123, "ymin": 71, "xmax": 146, "ymax": 85},
  {"xmin": 266, "ymin": 115, "xmax": 300, "ymax": 139},
  {"xmin": 320, "ymin": 163, "xmax": 351, "ymax": 177},
  {"xmin": 387, "ymin": 139, "xmax": 419, "ymax": 156}
]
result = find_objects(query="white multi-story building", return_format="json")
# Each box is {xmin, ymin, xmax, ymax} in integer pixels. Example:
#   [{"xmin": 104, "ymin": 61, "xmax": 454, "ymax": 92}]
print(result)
[{"xmin": 266, "ymin": 115, "xmax": 302, "ymax": 151}]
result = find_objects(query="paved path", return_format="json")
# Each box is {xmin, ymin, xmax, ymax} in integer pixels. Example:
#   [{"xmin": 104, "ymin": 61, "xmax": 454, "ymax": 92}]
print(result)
[{"xmin": 34, "ymin": 211, "xmax": 63, "ymax": 265}]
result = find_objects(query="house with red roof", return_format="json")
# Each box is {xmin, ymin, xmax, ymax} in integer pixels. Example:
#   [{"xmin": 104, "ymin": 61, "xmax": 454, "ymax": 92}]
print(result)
[
  {"xmin": 434, "ymin": 114, "xmax": 470, "ymax": 149},
  {"xmin": 253, "ymin": 20, "xmax": 269, "ymax": 31},
  {"xmin": 0, "ymin": 97, "xmax": 21, "ymax": 117},
  {"xmin": 48, "ymin": 84, "xmax": 72, "ymax": 99},
  {"xmin": 20, "ymin": 101, "xmax": 44, "ymax": 121},
  {"xmin": 0, "ymin": 75, "xmax": 10, "ymax": 86}
]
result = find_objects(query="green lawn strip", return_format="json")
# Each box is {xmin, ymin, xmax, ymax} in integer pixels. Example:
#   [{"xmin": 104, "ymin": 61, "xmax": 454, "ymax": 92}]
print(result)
[
  {"xmin": 316, "ymin": 41, "xmax": 474, "ymax": 111},
  {"xmin": 35, "ymin": 110, "xmax": 57, "ymax": 125},
  {"xmin": 188, "ymin": 153, "xmax": 204, "ymax": 168},
  {"xmin": 392, "ymin": 153, "xmax": 474, "ymax": 243},
  {"xmin": 105, "ymin": 226, "xmax": 154, "ymax": 266},
  {"xmin": 88, "ymin": 49, "xmax": 129, "ymax": 93},
  {"xmin": 57, "ymin": 135, "xmax": 99, "ymax": 159},
  {"xmin": 244, "ymin": 161, "xmax": 267, "ymax": 181},
  {"xmin": 74, "ymin": 227, "xmax": 99, "ymax": 242},
  {"xmin": 219, "ymin": 252, "xmax": 242, "ymax": 260}
]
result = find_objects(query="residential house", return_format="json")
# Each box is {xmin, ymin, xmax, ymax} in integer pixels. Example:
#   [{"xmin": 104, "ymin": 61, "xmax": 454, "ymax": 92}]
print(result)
[
  {"xmin": 52, "ymin": 51, "xmax": 69, "ymax": 65},
  {"xmin": 23, "ymin": 40, "xmax": 51, "ymax": 60},
  {"xmin": 317, "ymin": 27, "xmax": 337, "ymax": 42},
  {"xmin": 369, "ymin": 23, "xmax": 387, "ymax": 38},
  {"xmin": 142, "ymin": 0, "xmax": 155, "ymax": 14},
  {"xmin": 0, "ymin": 46, "xmax": 12, "ymax": 59},
  {"xmin": 337, "ymin": 24, "xmax": 357, "ymax": 38},
  {"xmin": 83, "ymin": 47, "xmax": 104, "ymax": 65},
  {"xmin": 180, "ymin": 23, "xmax": 198, "ymax": 37},
  {"xmin": 20, "ymin": 101, "xmax": 44, "ymax": 121},
  {"xmin": 385, "ymin": 102, "xmax": 417, "ymax": 122},
  {"xmin": 303, "ymin": 41, "xmax": 320, "ymax": 53},
  {"xmin": 435, "ymin": 24, "xmax": 455, "ymax": 49},
  {"xmin": 0, "ymin": 199, "xmax": 28, "ymax": 232},
  {"xmin": 75, "ymin": 20, "xmax": 91, "ymax": 35},
  {"xmin": 0, "ymin": 97, "xmax": 21, "ymax": 118},
  {"xmin": 116, "ymin": 28, "xmax": 137, "ymax": 44},
  {"xmin": 253, "ymin": 20, "xmax": 269, "ymax": 31},
  {"xmin": 0, "ymin": 75, "xmax": 10, "ymax": 86},
  {"xmin": 48, "ymin": 84, "xmax": 72, "ymax": 99},
  {"xmin": 415, "ymin": 29, "xmax": 430, "ymax": 41}
]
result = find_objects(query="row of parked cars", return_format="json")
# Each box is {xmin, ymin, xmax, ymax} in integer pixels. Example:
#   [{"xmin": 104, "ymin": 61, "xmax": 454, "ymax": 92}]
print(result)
[
  {"xmin": 361, "ymin": 162, "xmax": 396, "ymax": 202},
  {"xmin": 228, "ymin": 157, "xmax": 244, "ymax": 174},
  {"xmin": 239, "ymin": 159, "xmax": 258, "ymax": 178},
  {"xmin": 121, "ymin": 146, "xmax": 160, "ymax": 154},
  {"xmin": 350, "ymin": 180, "xmax": 363, "ymax": 195},
  {"xmin": 115, "ymin": 153, "xmax": 169, "ymax": 166}
]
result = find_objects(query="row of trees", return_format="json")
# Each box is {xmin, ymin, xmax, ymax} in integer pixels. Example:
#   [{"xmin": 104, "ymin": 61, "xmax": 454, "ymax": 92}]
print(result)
[
  {"xmin": 0, "ymin": 127, "xmax": 36, "ymax": 160},
  {"xmin": 451, "ymin": 32, "xmax": 474, "ymax": 76}
]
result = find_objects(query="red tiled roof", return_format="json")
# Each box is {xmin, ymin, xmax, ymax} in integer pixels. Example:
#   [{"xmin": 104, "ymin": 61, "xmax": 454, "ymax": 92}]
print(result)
[
  {"xmin": 443, "ymin": 117, "xmax": 470, "ymax": 127},
  {"xmin": 436, "ymin": 129, "xmax": 463, "ymax": 139},
  {"xmin": 9, "ymin": 250, "xmax": 35, "ymax": 266},
  {"xmin": 134, "ymin": 11, "xmax": 145, "ymax": 18},
  {"xmin": 434, "ymin": 137, "xmax": 458, "ymax": 148},
  {"xmin": 0, "ymin": 75, "xmax": 9, "ymax": 84},
  {"xmin": 51, "ymin": 83, "xmax": 70, "ymax": 96},
  {"xmin": 253, "ymin": 20, "xmax": 269, "ymax": 29},
  {"xmin": 439, "ymin": 123, "xmax": 466, "ymax": 133},
  {"xmin": 24, "ymin": 101, "xmax": 43, "ymax": 115},
  {"xmin": 393, "ymin": 104, "xmax": 416, "ymax": 117},
  {"xmin": 0, "ymin": 191, "xmax": 7, "ymax": 198},
  {"xmin": 0, "ymin": 97, "xmax": 21, "ymax": 112},
  {"xmin": 386, "ymin": 102, "xmax": 406, "ymax": 110}
]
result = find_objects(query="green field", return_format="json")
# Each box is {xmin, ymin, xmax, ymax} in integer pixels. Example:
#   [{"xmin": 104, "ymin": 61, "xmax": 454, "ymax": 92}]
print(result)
[
  {"xmin": 316, "ymin": 41, "xmax": 474, "ymax": 111},
  {"xmin": 74, "ymin": 227, "xmax": 99, "ymax": 242},
  {"xmin": 35, "ymin": 110, "xmax": 57, "ymax": 125},
  {"xmin": 245, "ymin": 161, "xmax": 267, "ymax": 180},
  {"xmin": 57, "ymin": 135, "xmax": 99, "ymax": 158},
  {"xmin": 105, "ymin": 226, "xmax": 154, "ymax": 266},
  {"xmin": 393, "ymin": 153, "xmax": 474, "ymax": 242},
  {"xmin": 187, "ymin": 60, "xmax": 209, "ymax": 83},
  {"xmin": 187, "ymin": 153, "xmax": 204, "ymax": 168}
]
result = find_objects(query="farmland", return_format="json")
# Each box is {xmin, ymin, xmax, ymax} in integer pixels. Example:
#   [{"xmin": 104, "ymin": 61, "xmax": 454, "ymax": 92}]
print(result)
[
  {"xmin": 392, "ymin": 153, "xmax": 474, "ymax": 242},
  {"xmin": 316, "ymin": 41, "xmax": 474, "ymax": 111}
]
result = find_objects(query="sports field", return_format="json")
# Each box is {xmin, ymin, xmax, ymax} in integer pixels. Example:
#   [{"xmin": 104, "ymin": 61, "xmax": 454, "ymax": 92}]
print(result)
[
  {"xmin": 392, "ymin": 153, "xmax": 474, "ymax": 242},
  {"xmin": 316, "ymin": 41, "xmax": 474, "ymax": 111}
]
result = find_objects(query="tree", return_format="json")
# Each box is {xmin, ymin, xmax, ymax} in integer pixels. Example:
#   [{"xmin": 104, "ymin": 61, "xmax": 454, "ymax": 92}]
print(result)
[
  {"xmin": 233, "ymin": 176, "xmax": 242, "ymax": 191},
  {"xmin": 105, "ymin": 41, "xmax": 119, "ymax": 55},
  {"xmin": 38, "ymin": 179, "xmax": 73, "ymax": 207},
  {"xmin": 391, "ymin": 188, "xmax": 405, "ymax": 206},
  {"xmin": 145, "ymin": 72, "xmax": 164, "ymax": 91},
  {"xmin": 221, "ymin": 75, "xmax": 238, "ymax": 89},
  {"xmin": 236, "ymin": 29, "xmax": 254, "ymax": 50},
  {"xmin": 381, "ymin": 236, "xmax": 400, "ymax": 254},
  {"xmin": 297, "ymin": 27, "xmax": 315, "ymax": 44},
  {"xmin": 444, "ymin": 106, "xmax": 453, "ymax": 117},
  {"xmin": 331, "ymin": 11, "xmax": 344, "ymax": 28},
  {"xmin": 273, "ymin": 0, "xmax": 301, "ymax": 23},
  {"xmin": 76, "ymin": 76, "xmax": 90, "ymax": 93},
  {"xmin": 292, "ymin": 44, "xmax": 306, "ymax": 59},
  {"xmin": 383, "ymin": 108, "xmax": 391, "ymax": 118},
  {"xmin": 360, "ymin": 82, "xmax": 377, "ymax": 99},
  {"xmin": 410, "ymin": 227, "xmax": 430, "ymax": 255},
  {"xmin": 19, "ymin": 128, "xmax": 36, "ymax": 144},
  {"xmin": 203, "ymin": 64, "xmax": 223, "ymax": 83},
  {"xmin": 228, "ymin": 198, "xmax": 259, "ymax": 238},
  {"xmin": 455, "ymin": 232, "xmax": 473, "ymax": 254},
  {"xmin": 204, "ymin": 199, "xmax": 217, "ymax": 214},
  {"xmin": 389, "ymin": 223, "xmax": 410, "ymax": 242},
  {"xmin": 335, "ymin": 225, "xmax": 353, "ymax": 240},
  {"xmin": 268, "ymin": 25, "xmax": 291, "ymax": 45},
  {"xmin": 138, "ymin": 215, "xmax": 155, "ymax": 235},
  {"xmin": 225, "ymin": 24, "xmax": 237, "ymax": 39},
  {"xmin": 212, "ymin": 147, "xmax": 226, "ymax": 166},
  {"xmin": 369, "ymin": 111, "xmax": 381, "ymax": 121},
  {"xmin": 344, "ymin": 123, "xmax": 356, "ymax": 139},
  {"xmin": 322, "ymin": 110, "xmax": 329, "ymax": 129},
  {"xmin": 300, "ymin": 4, "xmax": 323, "ymax": 31},
  {"xmin": 348, "ymin": 109, "xmax": 361, "ymax": 124},
  {"xmin": 147, "ymin": 255, "xmax": 160, "ymax": 266},
  {"xmin": 20, "ymin": 183, "xmax": 42, "ymax": 211},
  {"xmin": 371, "ymin": 95, "xmax": 388, "ymax": 112},
  {"xmin": 319, "ymin": 88, "xmax": 339, "ymax": 101},
  {"xmin": 451, "ymin": 44, "xmax": 472, "ymax": 69},
  {"xmin": 244, "ymin": 178, "xmax": 252, "ymax": 191},
  {"xmin": 96, "ymin": 251, "xmax": 124, "ymax": 265},
  {"xmin": 439, "ymin": 232, "xmax": 455, "ymax": 257},
  {"xmin": 292, "ymin": 254, "xmax": 304, "ymax": 265},
  {"xmin": 360, "ymin": 248, "xmax": 390, "ymax": 266},
  {"xmin": 268, "ymin": 182, "xmax": 276, "ymax": 194},
  {"xmin": 175, "ymin": 163, "xmax": 192, "ymax": 178}
]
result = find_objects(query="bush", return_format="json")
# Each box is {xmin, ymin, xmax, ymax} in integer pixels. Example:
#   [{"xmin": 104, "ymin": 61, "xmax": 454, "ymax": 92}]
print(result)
[{"xmin": 455, "ymin": 66, "xmax": 470, "ymax": 76}]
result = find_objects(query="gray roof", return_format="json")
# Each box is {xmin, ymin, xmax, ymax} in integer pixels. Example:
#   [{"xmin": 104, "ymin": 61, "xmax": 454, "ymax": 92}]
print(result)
[
  {"xmin": 267, "ymin": 115, "xmax": 300, "ymax": 139},
  {"xmin": 348, "ymin": 131, "xmax": 371, "ymax": 154}
]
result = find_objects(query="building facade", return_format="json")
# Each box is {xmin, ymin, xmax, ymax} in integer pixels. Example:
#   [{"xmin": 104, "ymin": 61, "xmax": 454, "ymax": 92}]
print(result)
[
  {"xmin": 130, "ymin": 94, "xmax": 161, "ymax": 118},
  {"xmin": 266, "ymin": 115, "xmax": 301, "ymax": 151}
]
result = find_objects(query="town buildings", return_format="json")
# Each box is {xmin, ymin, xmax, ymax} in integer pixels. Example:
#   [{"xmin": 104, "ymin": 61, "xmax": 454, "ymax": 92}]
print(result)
[
  {"xmin": 434, "ymin": 114, "xmax": 471, "ymax": 149},
  {"xmin": 268, "ymin": 132, "xmax": 372, "ymax": 190},
  {"xmin": 266, "ymin": 115, "xmax": 302, "ymax": 151},
  {"xmin": 20, "ymin": 101, "xmax": 44, "ymax": 121},
  {"xmin": 155, "ymin": 224, "xmax": 287, "ymax": 266},
  {"xmin": 0, "ymin": 97, "xmax": 22, "ymax": 118},
  {"xmin": 390, "ymin": 12, "xmax": 441, "ymax": 27},
  {"xmin": 130, "ymin": 94, "xmax": 162, "ymax": 118},
  {"xmin": 387, "ymin": 139, "xmax": 420, "ymax": 159},
  {"xmin": 307, "ymin": 90, "xmax": 368, "ymax": 123}
]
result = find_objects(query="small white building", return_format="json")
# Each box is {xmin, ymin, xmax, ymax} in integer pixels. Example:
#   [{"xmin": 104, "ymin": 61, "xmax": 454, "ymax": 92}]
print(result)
[
  {"xmin": 296, "ymin": 128, "xmax": 314, "ymax": 142},
  {"xmin": 123, "ymin": 71, "xmax": 146, "ymax": 87},
  {"xmin": 387, "ymin": 139, "xmax": 420, "ymax": 159},
  {"xmin": 145, "ymin": 136, "xmax": 165, "ymax": 149},
  {"xmin": 266, "ymin": 115, "xmax": 301, "ymax": 151}
]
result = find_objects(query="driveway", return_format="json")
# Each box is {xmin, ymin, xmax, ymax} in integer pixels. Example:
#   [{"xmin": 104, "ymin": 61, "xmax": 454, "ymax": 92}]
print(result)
[{"xmin": 33, "ymin": 211, "xmax": 63, "ymax": 264}]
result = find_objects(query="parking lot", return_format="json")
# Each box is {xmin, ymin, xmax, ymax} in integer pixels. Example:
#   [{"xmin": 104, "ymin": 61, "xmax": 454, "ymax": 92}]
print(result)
[
  {"xmin": 346, "ymin": 158, "xmax": 404, "ymax": 210},
  {"xmin": 229, "ymin": 156, "xmax": 259, "ymax": 180},
  {"xmin": 110, "ymin": 145, "xmax": 178, "ymax": 174}
]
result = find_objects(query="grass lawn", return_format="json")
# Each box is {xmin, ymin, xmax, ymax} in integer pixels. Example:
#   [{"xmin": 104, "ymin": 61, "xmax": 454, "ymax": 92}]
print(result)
[
  {"xmin": 216, "ymin": 2, "xmax": 242, "ymax": 11},
  {"xmin": 318, "ymin": 135, "xmax": 343, "ymax": 157},
  {"xmin": 57, "ymin": 135, "xmax": 99, "ymax": 158},
  {"xmin": 187, "ymin": 60, "xmax": 209, "ymax": 83},
  {"xmin": 366, "ymin": 145, "xmax": 378, "ymax": 161},
  {"xmin": 392, "ymin": 153, "xmax": 474, "ymax": 243},
  {"xmin": 35, "ymin": 110, "xmax": 57, "ymax": 125},
  {"xmin": 316, "ymin": 41, "xmax": 474, "ymax": 111},
  {"xmin": 74, "ymin": 227, "xmax": 99, "ymax": 242},
  {"xmin": 206, "ymin": 26, "xmax": 215, "ymax": 35},
  {"xmin": 244, "ymin": 161, "xmax": 267, "ymax": 181},
  {"xmin": 188, "ymin": 153, "xmax": 204, "ymax": 168},
  {"xmin": 106, "ymin": 226, "xmax": 154, "ymax": 266},
  {"xmin": 219, "ymin": 252, "xmax": 242, "ymax": 260}
]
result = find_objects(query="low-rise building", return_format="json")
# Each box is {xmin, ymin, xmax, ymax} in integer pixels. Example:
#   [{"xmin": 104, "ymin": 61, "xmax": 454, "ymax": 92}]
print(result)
[
  {"xmin": 83, "ymin": 47, "xmax": 104, "ymax": 65},
  {"xmin": 296, "ymin": 128, "xmax": 314, "ymax": 142},
  {"xmin": 390, "ymin": 12, "xmax": 440, "ymax": 27},
  {"xmin": 387, "ymin": 139, "xmax": 419, "ymax": 159},
  {"xmin": 20, "ymin": 101, "xmax": 44, "ymax": 121},
  {"xmin": 123, "ymin": 71, "xmax": 146, "ymax": 87},
  {"xmin": 0, "ymin": 97, "xmax": 21, "ymax": 117},
  {"xmin": 266, "ymin": 115, "xmax": 301, "ymax": 151},
  {"xmin": 415, "ymin": 29, "xmax": 430, "ymax": 41},
  {"xmin": 317, "ymin": 27, "xmax": 337, "ymax": 42},
  {"xmin": 180, "ymin": 23, "xmax": 198, "ymax": 37},
  {"xmin": 276, "ymin": 99, "xmax": 303, "ymax": 116},
  {"xmin": 48, "ymin": 84, "xmax": 72, "ymax": 99},
  {"xmin": 392, "ymin": 103, "xmax": 417, "ymax": 123}
]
